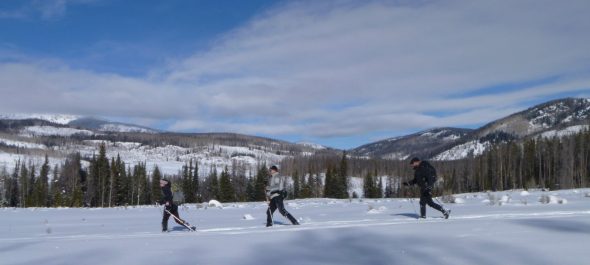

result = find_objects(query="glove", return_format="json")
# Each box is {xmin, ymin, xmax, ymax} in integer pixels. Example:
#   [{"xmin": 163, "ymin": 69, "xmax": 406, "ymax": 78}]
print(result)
[{"xmin": 402, "ymin": 182, "xmax": 410, "ymax": 186}]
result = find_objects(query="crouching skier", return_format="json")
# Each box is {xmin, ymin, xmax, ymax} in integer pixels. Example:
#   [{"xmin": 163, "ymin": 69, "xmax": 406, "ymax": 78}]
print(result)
[
  {"xmin": 266, "ymin": 165, "xmax": 300, "ymax": 227},
  {"xmin": 160, "ymin": 178, "xmax": 195, "ymax": 232},
  {"xmin": 403, "ymin": 157, "xmax": 450, "ymax": 219}
]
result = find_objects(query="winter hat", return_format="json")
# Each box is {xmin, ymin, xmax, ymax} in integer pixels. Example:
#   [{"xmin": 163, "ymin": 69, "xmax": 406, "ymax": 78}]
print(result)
[
  {"xmin": 409, "ymin": 157, "xmax": 421, "ymax": 164},
  {"xmin": 269, "ymin": 165, "xmax": 279, "ymax": 172}
]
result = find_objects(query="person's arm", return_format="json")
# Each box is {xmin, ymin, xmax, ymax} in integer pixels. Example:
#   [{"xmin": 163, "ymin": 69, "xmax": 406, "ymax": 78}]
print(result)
[
  {"xmin": 161, "ymin": 188, "xmax": 173, "ymax": 205},
  {"xmin": 426, "ymin": 164, "xmax": 437, "ymax": 188},
  {"xmin": 404, "ymin": 173, "xmax": 417, "ymax": 186}
]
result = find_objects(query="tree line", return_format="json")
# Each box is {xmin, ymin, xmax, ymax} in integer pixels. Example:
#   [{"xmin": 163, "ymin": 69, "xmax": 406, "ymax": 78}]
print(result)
[{"xmin": 2, "ymin": 129, "xmax": 590, "ymax": 207}]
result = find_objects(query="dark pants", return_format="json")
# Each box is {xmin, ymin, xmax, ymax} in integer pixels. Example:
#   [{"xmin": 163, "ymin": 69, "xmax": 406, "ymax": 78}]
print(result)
[
  {"xmin": 266, "ymin": 196, "xmax": 299, "ymax": 226},
  {"xmin": 419, "ymin": 189, "xmax": 445, "ymax": 218},
  {"xmin": 162, "ymin": 204, "xmax": 188, "ymax": 230}
]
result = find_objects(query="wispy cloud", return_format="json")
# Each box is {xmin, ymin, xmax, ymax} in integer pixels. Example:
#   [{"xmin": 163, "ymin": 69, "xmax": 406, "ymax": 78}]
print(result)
[
  {"xmin": 0, "ymin": 0, "xmax": 95, "ymax": 20},
  {"xmin": 0, "ymin": 0, "xmax": 589, "ymax": 147}
]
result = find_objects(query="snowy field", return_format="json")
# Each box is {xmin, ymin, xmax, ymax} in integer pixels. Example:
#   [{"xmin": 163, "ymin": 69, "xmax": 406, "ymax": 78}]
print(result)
[{"xmin": 1, "ymin": 189, "xmax": 589, "ymax": 265}]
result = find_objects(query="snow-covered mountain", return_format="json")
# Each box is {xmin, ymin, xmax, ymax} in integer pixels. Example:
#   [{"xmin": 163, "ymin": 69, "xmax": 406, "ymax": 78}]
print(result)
[
  {"xmin": 68, "ymin": 117, "xmax": 159, "ymax": 133},
  {"xmin": 350, "ymin": 127, "xmax": 472, "ymax": 159},
  {"xmin": 0, "ymin": 116, "xmax": 337, "ymax": 175},
  {"xmin": 0, "ymin": 113, "xmax": 80, "ymax": 125},
  {"xmin": 353, "ymin": 98, "xmax": 590, "ymax": 161},
  {"xmin": 434, "ymin": 97, "xmax": 590, "ymax": 160}
]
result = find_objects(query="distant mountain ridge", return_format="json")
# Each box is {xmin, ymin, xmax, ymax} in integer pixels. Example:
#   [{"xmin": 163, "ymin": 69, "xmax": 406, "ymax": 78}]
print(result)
[
  {"xmin": 351, "ymin": 127, "xmax": 473, "ymax": 159},
  {"xmin": 352, "ymin": 98, "xmax": 590, "ymax": 161},
  {"xmin": 68, "ymin": 117, "xmax": 159, "ymax": 133},
  {"xmin": 1, "ymin": 97, "xmax": 588, "ymax": 173}
]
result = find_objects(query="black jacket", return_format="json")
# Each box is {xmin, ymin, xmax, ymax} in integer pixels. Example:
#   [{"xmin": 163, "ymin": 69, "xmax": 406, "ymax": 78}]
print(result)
[
  {"xmin": 408, "ymin": 161, "xmax": 437, "ymax": 190},
  {"xmin": 160, "ymin": 181, "xmax": 173, "ymax": 205}
]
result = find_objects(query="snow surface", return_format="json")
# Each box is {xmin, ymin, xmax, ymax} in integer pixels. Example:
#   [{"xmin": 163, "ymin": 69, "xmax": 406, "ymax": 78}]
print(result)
[
  {"xmin": 20, "ymin": 126, "xmax": 95, "ymax": 137},
  {"xmin": 99, "ymin": 124, "xmax": 157, "ymax": 134},
  {"xmin": 0, "ymin": 138, "xmax": 46, "ymax": 149},
  {"xmin": 1, "ymin": 189, "xmax": 588, "ymax": 265},
  {"xmin": 296, "ymin": 142, "xmax": 327, "ymax": 150},
  {"xmin": 71, "ymin": 141, "xmax": 286, "ymax": 176},
  {"xmin": 540, "ymin": 125, "xmax": 589, "ymax": 138},
  {"xmin": 433, "ymin": 140, "xmax": 491, "ymax": 161}
]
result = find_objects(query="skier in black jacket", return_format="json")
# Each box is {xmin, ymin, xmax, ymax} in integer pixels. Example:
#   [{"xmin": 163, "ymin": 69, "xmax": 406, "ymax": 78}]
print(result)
[
  {"xmin": 403, "ymin": 157, "xmax": 450, "ymax": 219},
  {"xmin": 160, "ymin": 179, "xmax": 192, "ymax": 231}
]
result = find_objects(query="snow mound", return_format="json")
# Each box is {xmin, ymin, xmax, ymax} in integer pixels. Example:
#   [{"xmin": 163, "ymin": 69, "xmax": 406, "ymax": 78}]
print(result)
[
  {"xmin": 242, "ymin": 214, "xmax": 255, "ymax": 220},
  {"xmin": 520, "ymin": 191, "xmax": 530, "ymax": 196},
  {"xmin": 367, "ymin": 206, "xmax": 387, "ymax": 214},
  {"xmin": 454, "ymin": 198, "xmax": 466, "ymax": 204},
  {"xmin": 208, "ymin": 200, "xmax": 223, "ymax": 208},
  {"xmin": 539, "ymin": 195, "xmax": 567, "ymax": 204},
  {"xmin": 499, "ymin": 195, "xmax": 511, "ymax": 204}
]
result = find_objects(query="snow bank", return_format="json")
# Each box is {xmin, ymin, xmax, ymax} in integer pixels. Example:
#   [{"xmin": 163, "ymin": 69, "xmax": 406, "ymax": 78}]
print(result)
[{"xmin": 208, "ymin": 200, "xmax": 223, "ymax": 208}]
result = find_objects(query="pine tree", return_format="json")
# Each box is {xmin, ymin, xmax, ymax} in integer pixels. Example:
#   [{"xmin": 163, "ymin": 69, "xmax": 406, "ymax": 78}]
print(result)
[
  {"xmin": 219, "ymin": 167, "xmax": 236, "ymax": 202},
  {"xmin": 19, "ymin": 161, "xmax": 29, "ymax": 207},
  {"xmin": 33, "ymin": 155, "xmax": 50, "ymax": 207},
  {"xmin": 114, "ymin": 157, "xmax": 128, "ymax": 206},
  {"xmin": 151, "ymin": 165, "xmax": 162, "ymax": 204},
  {"xmin": 208, "ymin": 168, "xmax": 220, "ymax": 200},
  {"xmin": 193, "ymin": 162, "xmax": 200, "ymax": 203},
  {"xmin": 323, "ymin": 166, "xmax": 334, "ymax": 198},
  {"xmin": 9, "ymin": 162, "xmax": 19, "ymax": 207},
  {"xmin": 246, "ymin": 176, "xmax": 256, "ymax": 201},
  {"xmin": 254, "ymin": 165, "xmax": 268, "ymax": 201},
  {"xmin": 182, "ymin": 160, "xmax": 196, "ymax": 203},
  {"xmin": 363, "ymin": 171, "xmax": 379, "ymax": 198},
  {"xmin": 97, "ymin": 143, "xmax": 110, "ymax": 207},
  {"xmin": 377, "ymin": 176, "xmax": 383, "ymax": 198},
  {"xmin": 336, "ymin": 151, "xmax": 349, "ymax": 198},
  {"xmin": 292, "ymin": 170, "xmax": 300, "ymax": 199},
  {"xmin": 108, "ymin": 157, "xmax": 117, "ymax": 207},
  {"xmin": 300, "ymin": 174, "xmax": 312, "ymax": 198}
]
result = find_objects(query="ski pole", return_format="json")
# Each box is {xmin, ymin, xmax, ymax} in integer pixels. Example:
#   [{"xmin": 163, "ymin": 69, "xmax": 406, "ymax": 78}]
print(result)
[
  {"xmin": 408, "ymin": 197, "xmax": 419, "ymax": 217},
  {"xmin": 164, "ymin": 208, "xmax": 195, "ymax": 231}
]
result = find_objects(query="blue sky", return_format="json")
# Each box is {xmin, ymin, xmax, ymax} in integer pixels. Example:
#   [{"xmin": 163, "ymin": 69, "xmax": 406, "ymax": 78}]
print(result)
[{"xmin": 1, "ymin": 0, "xmax": 589, "ymax": 149}]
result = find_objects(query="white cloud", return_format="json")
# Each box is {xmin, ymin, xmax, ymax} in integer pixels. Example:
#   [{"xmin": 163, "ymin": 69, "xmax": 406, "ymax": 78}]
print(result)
[{"xmin": 1, "ymin": 0, "xmax": 589, "ymax": 143}]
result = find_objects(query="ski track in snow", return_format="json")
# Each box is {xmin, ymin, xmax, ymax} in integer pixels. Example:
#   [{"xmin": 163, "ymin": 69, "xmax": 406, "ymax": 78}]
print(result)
[
  {"xmin": 2, "ymin": 209, "xmax": 589, "ymax": 242},
  {"xmin": 2, "ymin": 189, "xmax": 589, "ymax": 265}
]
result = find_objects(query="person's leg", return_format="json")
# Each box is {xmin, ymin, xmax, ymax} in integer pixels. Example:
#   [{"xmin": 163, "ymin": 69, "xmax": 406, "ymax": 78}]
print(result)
[
  {"xmin": 419, "ymin": 193, "xmax": 427, "ymax": 218},
  {"xmin": 162, "ymin": 207, "xmax": 171, "ymax": 231},
  {"xmin": 423, "ymin": 191, "xmax": 445, "ymax": 213},
  {"xmin": 266, "ymin": 199, "xmax": 278, "ymax": 226},
  {"xmin": 171, "ymin": 204, "xmax": 189, "ymax": 225},
  {"xmin": 276, "ymin": 197, "xmax": 299, "ymax": 225}
]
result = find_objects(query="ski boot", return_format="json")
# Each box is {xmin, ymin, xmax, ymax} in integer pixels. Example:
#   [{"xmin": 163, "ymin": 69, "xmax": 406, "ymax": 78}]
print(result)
[{"xmin": 443, "ymin": 209, "xmax": 451, "ymax": 219}]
